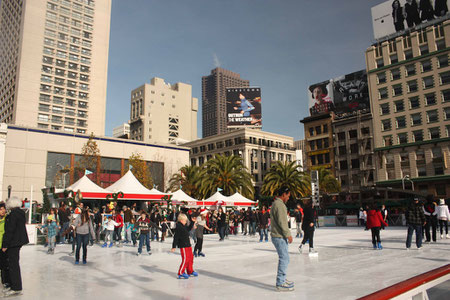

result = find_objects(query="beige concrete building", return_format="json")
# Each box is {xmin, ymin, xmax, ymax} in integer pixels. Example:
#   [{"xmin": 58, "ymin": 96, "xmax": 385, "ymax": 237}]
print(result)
[
  {"xmin": 0, "ymin": 124, "xmax": 189, "ymax": 202},
  {"xmin": 366, "ymin": 18, "xmax": 450, "ymax": 197},
  {"xmin": 332, "ymin": 112, "xmax": 375, "ymax": 193},
  {"xmin": 0, "ymin": 0, "xmax": 111, "ymax": 135},
  {"xmin": 184, "ymin": 128, "xmax": 295, "ymax": 191},
  {"xmin": 202, "ymin": 68, "xmax": 249, "ymax": 138},
  {"xmin": 129, "ymin": 77, "xmax": 198, "ymax": 145},
  {"xmin": 112, "ymin": 123, "xmax": 129, "ymax": 139}
]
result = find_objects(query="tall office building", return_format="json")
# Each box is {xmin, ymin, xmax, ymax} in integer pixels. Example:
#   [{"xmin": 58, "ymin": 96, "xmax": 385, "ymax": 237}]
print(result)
[
  {"xmin": 366, "ymin": 18, "xmax": 450, "ymax": 197},
  {"xmin": 0, "ymin": 0, "xmax": 111, "ymax": 135},
  {"xmin": 202, "ymin": 67, "xmax": 249, "ymax": 138},
  {"xmin": 129, "ymin": 77, "xmax": 198, "ymax": 144}
]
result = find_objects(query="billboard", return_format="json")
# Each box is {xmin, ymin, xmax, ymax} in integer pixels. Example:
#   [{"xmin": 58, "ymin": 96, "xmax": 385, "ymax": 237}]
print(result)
[
  {"xmin": 308, "ymin": 70, "xmax": 370, "ymax": 119},
  {"xmin": 226, "ymin": 87, "xmax": 262, "ymax": 128},
  {"xmin": 372, "ymin": 0, "xmax": 449, "ymax": 39}
]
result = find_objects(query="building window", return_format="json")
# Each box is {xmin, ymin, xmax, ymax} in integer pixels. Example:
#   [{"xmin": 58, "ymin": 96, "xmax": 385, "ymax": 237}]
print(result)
[
  {"xmin": 419, "ymin": 44, "xmax": 429, "ymax": 55},
  {"xmin": 377, "ymin": 72, "xmax": 386, "ymax": 84},
  {"xmin": 398, "ymin": 133, "xmax": 408, "ymax": 144},
  {"xmin": 393, "ymin": 84, "xmax": 403, "ymax": 96},
  {"xmin": 309, "ymin": 127, "xmax": 314, "ymax": 137},
  {"xmin": 418, "ymin": 165, "xmax": 427, "ymax": 177},
  {"xmin": 413, "ymin": 130, "xmax": 423, "ymax": 142},
  {"xmin": 350, "ymin": 144, "xmax": 358, "ymax": 154},
  {"xmin": 438, "ymin": 54, "xmax": 449, "ymax": 68},
  {"xmin": 340, "ymin": 161, "xmax": 348, "ymax": 170},
  {"xmin": 382, "ymin": 119, "xmax": 391, "ymax": 131},
  {"xmin": 429, "ymin": 127, "xmax": 440, "ymax": 139},
  {"xmin": 423, "ymin": 76, "xmax": 434, "ymax": 89},
  {"xmin": 411, "ymin": 113, "xmax": 422, "ymax": 126},
  {"xmin": 404, "ymin": 49, "xmax": 413, "ymax": 60},
  {"xmin": 315, "ymin": 126, "xmax": 322, "ymax": 135},
  {"xmin": 421, "ymin": 59, "xmax": 432, "ymax": 72},
  {"xmin": 442, "ymin": 90, "xmax": 450, "ymax": 102},
  {"xmin": 426, "ymin": 110, "xmax": 438, "ymax": 123},
  {"xmin": 425, "ymin": 93, "xmax": 436, "ymax": 106},
  {"xmin": 337, "ymin": 132, "xmax": 346, "ymax": 140},
  {"xmin": 383, "ymin": 135, "xmax": 393, "ymax": 146},
  {"xmin": 444, "ymin": 107, "xmax": 450, "ymax": 120},
  {"xmin": 349, "ymin": 130, "xmax": 357, "ymax": 139},
  {"xmin": 447, "ymin": 125, "xmax": 450, "ymax": 137},
  {"xmin": 351, "ymin": 159, "xmax": 360, "ymax": 169},
  {"xmin": 407, "ymin": 80, "xmax": 418, "ymax": 93},
  {"xmin": 394, "ymin": 100, "xmax": 404, "ymax": 112},
  {"xmin": 409, "ymin": 96, "xmax": 420, "ymax": 109},
  {"xmin": 396, "ymin": 116, "xmax": 406, "ymax": 128},
  {"xmin": 379, "ymin": 88, "xmax": 388, "ymax": 99},
  {"xmin": 380, "ymin": 103, "xmax": 390, "ymax": 115},
  {"xmin": 339, "ymin": 146, "xmax": 347, "ymax": 155},
  {"xmin": 440, "ymin": 71, "xmax": 450, "ymax": 85},
  {"xmin": 390, "ymin": 54, "xmax": 398, "ymax": 64},
  {"xmin": 376, "ymin": 58, "xmax": 384, "ymax": 68},
  {"xmin": 405, "ymin": 64, "xmax": 416, "ymax": 77},
  {"xmin": 436, "ymin": 38, "xmax": 446, "ymax": 50},
  {"xmin": 323, "ymin": 124, "xmax": 328, "ymax": 133},
  {"xmin": 391, "ymin": 68, "xmax": 401, "ymax": 80}
]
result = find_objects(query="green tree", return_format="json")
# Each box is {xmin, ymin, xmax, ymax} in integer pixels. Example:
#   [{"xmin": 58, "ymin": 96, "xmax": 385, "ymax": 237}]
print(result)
[
  {"xmin": 167, "ymin": 165, "xmax": 204, "ymax": 199},
  {"xmin": 127, "ymin": 152, "xmax": 153, "ymax": 189},
  {"xmin": 199, "ymin": 154, "xmax": 254, "ymax": 199},
  {"xmin": 315, "ymin": 166, "xmax": 341, "ymax": 194},
  {"xmin": 261, "ymin": 161, "xmax": 310, "ymax": 199},
  {"xmin": 78, "ymin": 133, "xmax": 101, "ymax": 183}
]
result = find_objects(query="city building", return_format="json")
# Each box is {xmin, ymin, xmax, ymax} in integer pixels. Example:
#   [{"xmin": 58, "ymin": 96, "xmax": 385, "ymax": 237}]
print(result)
[
  {"xmin": 129, "ymin": 77, "xmax": 198, "ymax": 144},
  {"xmin": 332, "ymin": 112, "xmax": 375, "ymax": 195},
  {"xmin": 366, "ymin": 18, "xmax": 450, "ymax": 197},
  {"xmin": 184, "ymin": 128, "xmax": 295, "ymax": 193},
  {"xmin": 0, "ymin": 124, "xmax": 189, "ymax": 202},
  {"xmin": 112, "ymin": 123, "xmax": 129, "ymax": 139},
  {"xmin": 202, "ymin": 68, "xmax": 249, "ymax": 138},
  {"xmin": 300, "ymin": 113, "xmax": 335, "ymax": 173},
  {"xmin": 0, "ymin": 0, "xmax": 111, "ymax": 135},
  {"xmin": 294, "ymin": 139, "xmax": 306, "ymax": 172}
]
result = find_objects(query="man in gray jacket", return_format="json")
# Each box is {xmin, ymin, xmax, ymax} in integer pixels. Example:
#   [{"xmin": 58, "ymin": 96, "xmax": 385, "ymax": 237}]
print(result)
[{"xmin": 270, "ymin": 186, "xmax": 293, "ymax": 292}]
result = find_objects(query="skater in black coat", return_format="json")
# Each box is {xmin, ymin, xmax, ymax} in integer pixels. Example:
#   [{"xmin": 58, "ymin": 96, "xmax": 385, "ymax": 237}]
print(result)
[
  {"xmin": 2, "ymin": 197, "xmax": 29, "ymax": 297},
  {"xmin": 299, "ymin": 201, "xmax": 316, "ymax": 253}
]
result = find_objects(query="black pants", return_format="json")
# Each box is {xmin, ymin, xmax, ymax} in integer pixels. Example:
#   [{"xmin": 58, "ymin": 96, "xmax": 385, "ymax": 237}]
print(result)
[
  {"xmin": 439, "ymin": 219, "xmax": 448, "ymax": 235},
  {"xmin": 301, "ymin": 226, "xmax": 314, "ymax": 248},
  {"xmin": 425, "ymin": 216, "xmax": 437, "ymax": 242},
  {"xmin": 114, "ymin": 227, "xmax": 122, "ymax": 242},
  {"xmin": 75, "ymin": 234, "xmax": 89, "ymax": 262},
  {"xmin": 218, "ymin": 226, "xmax": 226, "ymax": 240},
  {"xmin": 371, "ymin": 227, "xmax": 381, "ymax": 245},
  {"xmin": 194, "ymin": 237, "xmax": 203, "ymax": 254},
  {"xmin": 5, "ymin": 247, "xmax": 22, "ymax": 291},
  {"xmin": 0, "ymin": 250, "xmax": 10, "ymax": 286}
]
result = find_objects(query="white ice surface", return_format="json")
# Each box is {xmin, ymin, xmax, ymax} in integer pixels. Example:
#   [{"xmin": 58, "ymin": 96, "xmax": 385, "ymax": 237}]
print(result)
[{"xmin": 15, "ymin": 227, "xmax": 450, "ymax": 300}]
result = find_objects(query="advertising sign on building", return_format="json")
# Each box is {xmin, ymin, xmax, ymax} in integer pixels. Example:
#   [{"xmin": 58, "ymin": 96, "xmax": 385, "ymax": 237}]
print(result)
[
  {"xmin": 226, "ymin": 87, "xmax": 262, "ymax": 128},
  {"xmin": 308, "ymin": 70, "xmax": 370, "ymax": 119},
  {"xmin": 371, "ymin": 0, "xmax": 449, "ymax": 40}
]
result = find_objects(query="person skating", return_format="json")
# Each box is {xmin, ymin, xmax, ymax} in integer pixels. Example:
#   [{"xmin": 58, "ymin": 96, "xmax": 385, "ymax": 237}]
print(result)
[
  {"xmin": 299, "ymin": 200, "xmax": 316, "ymax": 254},
  {"xmin": 366, "ymin": 205, "xmax": 388, "ymax": 250},
  {"xmin": 294, "ymin": 207, "xmax": 303, "ymax": 238},
  {"xmin": 257, "ymin": 206, "xmax": 270, "ymax": 242},
  {"xmin": 2, "ymin": 197, "xmax": 29, "ymax": 297},
  {"xmin": 270, "ymin": 187, "xmax": 294, "ymax": 292},
  {"xmin": 217, "ymin": 207, "xmax": 226, "ymax": 241},
  {"xmin": 423, "ymin": 198, "xmax": 438, "ymax": 242},
  {"xmin": 112, "ymin": 209, "xmax": 123, "ymax": 246},
  {"xmin": 101, "ymin": 216, "xmax": 118, "ymax": 248},
  {"xmin": 136, "ymin": 212, "xmax": 159, "ymax": 255},
  {"xmin": 73, "ymin": 209, "xmax": 94, "ymax": 264},
  {"xmin": 436, "ymin": 199, "xmax": 450, "ymax": 239},
  {"xmin": 171, "ymin": 213, "xmax": 198, "ymax": 279},
  {"xmin": 405, "ymin": 198, "xmax": 426, "ymax": 250},
  {"xmin": 194, "ymin": 209, "xmax": 212, "ymax": 257},
  {"xmin": 39, "ymin": 216, "xmax": 59, "ymax": 254}
]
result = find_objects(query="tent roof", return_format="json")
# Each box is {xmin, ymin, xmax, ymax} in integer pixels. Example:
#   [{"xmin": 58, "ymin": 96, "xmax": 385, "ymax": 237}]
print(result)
[
  {"xmin": 106, "ymin": 170, "xmax": 153, "ymax": 194},
  {"xmin": 170, "ymin": 189, "xmax": 198, "ymax": 202},
  {"xmin": 204, "ymin": 191, "xmax": 230, "ymax": 203},
  {"xmin": 67, "ymin": 175, "xmax": 109, "ymax": 194},
  {"xmin": 227, "ymin": 193, "xmax": 255, "ymax": 203},
  {"xmin": 149, "ymin": 188, "xmax": 167, "ymax": 195}
]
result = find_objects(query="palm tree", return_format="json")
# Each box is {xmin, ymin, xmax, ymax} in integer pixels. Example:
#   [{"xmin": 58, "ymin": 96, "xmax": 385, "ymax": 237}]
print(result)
[
  {"xmin": 316, "ymin": 166, "xmax": 340, "ymax": 194},
  {"xmin": 261, "ymin": 161, "xmax": 310, "ymax": 198},
  {"xmin": 167, "ymin": 165, "xmax": 204, "ymax": 199},
  {"xmin": 199, "ymin": 154, "xmax": 254, "ymax": 199}
]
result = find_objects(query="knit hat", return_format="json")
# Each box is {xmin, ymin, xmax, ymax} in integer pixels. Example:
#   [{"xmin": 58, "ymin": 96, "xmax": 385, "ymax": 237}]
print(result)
[
  {"xmin": 440, "ymin": 199, "xmax": 445, "ymax": 205},
  {"xmin": 200, "ymin": 209, "xmax": 208, "ymax": 215}
]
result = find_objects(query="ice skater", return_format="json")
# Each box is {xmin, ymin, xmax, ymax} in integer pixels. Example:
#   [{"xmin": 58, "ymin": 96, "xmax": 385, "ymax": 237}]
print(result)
[
  {"xmin": 405, "ymin": 198, "xmax": 426, "ymax": 250},
  {"xmin": 171, "ymin": 213, "xmax": 198, "ymax": 279},
  {"xmin": 136, "ymin": 212, "xmax": 159, "ymax": 256},
  {"xmin": 73, "ymin": 209, "xmax": 94, "ymax": 264},
  {"xmin": 299, "ymin": 199, "xmax": 316, "ymax": 254},
  {"xmin": 194, "ymin": 209, "xmax": 212, "ymax": 257},
  {"xmin": 436, "ymin": 199, "xmax": 449, "ymax": 239},
  {"xmin": 39, "ymin": 216, "xmax": 59, "ymax": 254},
  {"xmin": 423, "ymin": 198, "xmax": 438, "ymax": 242},
  {"xmin": 366, "ymin": 205, "xmax": 388, "ymax": 250},
  {"xmin": 101, "ymin": 216, "xmax": 118, "ymax": 248}
]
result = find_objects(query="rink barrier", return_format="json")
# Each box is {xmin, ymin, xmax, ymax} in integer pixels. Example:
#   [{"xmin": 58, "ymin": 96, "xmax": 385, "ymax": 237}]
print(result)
[{"xmin": 357, "ymin": 264, "xmax": 450, "ymax": 300}]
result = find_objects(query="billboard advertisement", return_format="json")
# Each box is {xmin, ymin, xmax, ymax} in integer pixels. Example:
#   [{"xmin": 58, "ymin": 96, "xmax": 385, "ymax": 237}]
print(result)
[
  {"xmin": 226, "ymin": 87, "xmax": 262, "ymax": 128},
  {"xmin": 308, "ymin": 70, "xmax": 370, "ymax": 119},
  {"xmin": 372, "ymin": 0, "xmax": 449, "ymax": 40}
]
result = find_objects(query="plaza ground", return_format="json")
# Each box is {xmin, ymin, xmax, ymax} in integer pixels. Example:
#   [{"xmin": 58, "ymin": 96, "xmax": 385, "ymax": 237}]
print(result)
[{"xmin": 16, "ymin": 227, "xmax": 450, "ymax": 299}]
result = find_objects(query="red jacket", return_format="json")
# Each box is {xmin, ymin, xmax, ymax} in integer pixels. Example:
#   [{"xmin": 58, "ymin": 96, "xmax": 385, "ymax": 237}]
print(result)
[
  {"xmin": 113, "ymin": 214, "xmax": 123, "ymax": 228},
  {"xmin": 366, "ymin": 210, "xmax": 388, "ymax": 229}
]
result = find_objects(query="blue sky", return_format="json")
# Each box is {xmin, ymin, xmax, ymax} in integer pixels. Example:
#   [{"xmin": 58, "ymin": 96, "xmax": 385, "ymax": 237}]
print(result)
[{"xmin": 106, "ymin": 0, "xmax": 386, "ymax": 140}]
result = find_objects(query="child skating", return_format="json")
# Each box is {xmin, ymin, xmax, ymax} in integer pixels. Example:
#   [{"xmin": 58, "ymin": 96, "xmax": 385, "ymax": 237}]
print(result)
[
  {"xmin": 102, "ymin": 216, "xmax": 118, "ymax": 248},
  {"xmin": 171, "ymin": 213, "xmax": 198, "ymax": 279},
  {"xmin": 39, "ymin": 216, "xmax": 59, "ymax": 254}
]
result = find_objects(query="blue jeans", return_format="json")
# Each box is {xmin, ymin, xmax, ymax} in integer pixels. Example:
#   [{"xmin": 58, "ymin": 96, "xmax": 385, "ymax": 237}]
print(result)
[
  {"xmin": 124, "ymin": 222, "xmax": 130, "ymax": 242},
  {"xmin": 272, "ymin": 237, "xmax": 290, "ymax": 286},
  {"xmin": 259, "ymin": 228, "xmax": 268, "ymax": 241},
  {"xmin": 218, "ymin": 226, "xmax": 226, "ymax": 240},
  {"xmin": 138, "ymin": 233, "xmax": 150, "ymax": 253},
  {"xmin": 250, "ymin": 222, "xmax": 256, "ymax": 235},
  {"xmin": 60, "ymin": 222, "xmax": 69, "ymax": 243},
  {"xmin": 406, "ymin": 224, "xmax": 423, "ymax": 248},
  {"xmin": 75, "ymin": 234, "xmax": 89, "ymax": 262}
]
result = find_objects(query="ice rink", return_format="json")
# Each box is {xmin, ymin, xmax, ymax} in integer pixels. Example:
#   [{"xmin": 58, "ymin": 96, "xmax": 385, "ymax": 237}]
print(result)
[{"xmin": 15, "ymin": 227, "xmax": 450, "ymax": 299}]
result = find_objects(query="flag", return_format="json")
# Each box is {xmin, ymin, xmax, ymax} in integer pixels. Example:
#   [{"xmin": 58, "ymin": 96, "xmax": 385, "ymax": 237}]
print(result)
[
  {"xmin": 129, "ymin": 164, "xmax": 133, "ymax": 170},
  {"xmin": 217, "ymin": 187, "xmax": 223, "ymax": 192},
  {"xmin": 85, "ymin": 170, "xmax": 93, "ymax": 175}
]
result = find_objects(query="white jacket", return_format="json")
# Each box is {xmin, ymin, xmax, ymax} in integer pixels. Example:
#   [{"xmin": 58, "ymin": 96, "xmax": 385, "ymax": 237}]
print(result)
[
  {"xmin": 437, "ymin": 205, "xmax": 450, "ymax": 220},
  {"xmin": 104, "ymin": 219, "xmax": 119, "ymax": 231}
]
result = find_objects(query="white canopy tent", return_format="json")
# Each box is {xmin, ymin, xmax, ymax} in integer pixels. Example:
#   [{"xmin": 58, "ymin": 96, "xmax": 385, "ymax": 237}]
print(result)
[
  {"xmin": 227, "ymin": 193, "xmax": 256, "ymax": 205},
  {"xmin": 64, "ymin": 175, "xmax": 110, "ymax": 199},
  {"xmin": 170, "ymin": 189, "xmax": 201, "ymax": 207}
]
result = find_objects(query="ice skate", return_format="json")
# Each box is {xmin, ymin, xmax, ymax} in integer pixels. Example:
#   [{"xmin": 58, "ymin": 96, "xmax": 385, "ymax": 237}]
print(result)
[
  {"xmin": 276, "ymin": 282, "xmax": 294, "ymax": 292},
  {"xmin": 198, "ymin": 252, "xmax": 205, "ymax": 257},
  {"xmin": 377, "ymin": 242, "xmax": 383, "ymax": 250},
  {"xmin": 101, "ymin": 243, "xmax": 107, "ymax": 248},
  {"xmin": 177, "ymin": 273, "xmax": 189, "ymax": 279},
  {"xmin": 446, "ymin": 234, "xmax": 449, "ymax": 239},
  {"xmin": 298, "ymin": 244, "xmax": 303, "ymax": 253},
  {"xmin": 108, "ymin": 242, "xmax": 113, "ymax": 248},
  {"xmin": 189, "ymin": 271, "xmax": 198, "ymax": 277},
  {"xmin": 3, "ymin": 290, "xmax": 22, "ymax": 297}
]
